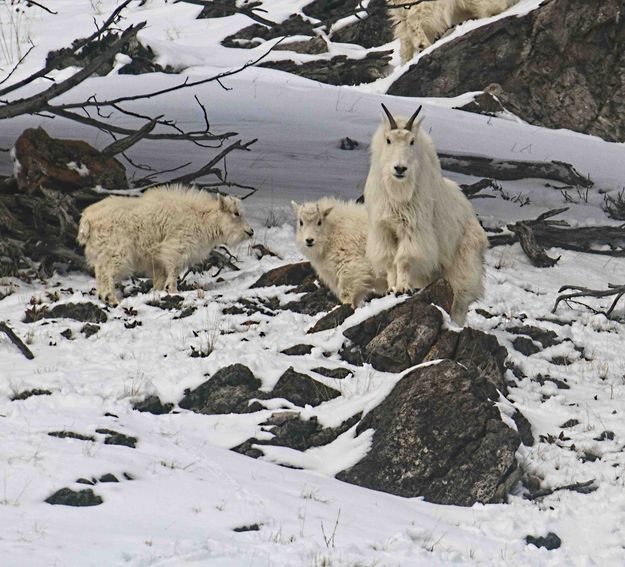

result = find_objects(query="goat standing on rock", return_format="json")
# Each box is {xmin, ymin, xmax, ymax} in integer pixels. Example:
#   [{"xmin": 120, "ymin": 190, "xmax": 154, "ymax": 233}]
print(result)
[
  {"xmin": 364, "ymin": 104, "xmax": 488, "ymax": 324},
  {"xmin": 78, "ymin": 184, "xmax": 254, "ymax": 305}
]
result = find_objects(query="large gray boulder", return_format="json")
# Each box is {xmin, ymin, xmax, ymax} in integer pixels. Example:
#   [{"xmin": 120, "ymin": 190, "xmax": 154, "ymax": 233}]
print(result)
[{"xmin": 336, "ymin": 360, "xmax": 521, "ymax": 505}]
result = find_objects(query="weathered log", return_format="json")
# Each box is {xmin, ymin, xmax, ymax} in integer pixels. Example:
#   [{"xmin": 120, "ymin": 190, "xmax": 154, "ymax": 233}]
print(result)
[
  {"xmin": 488, "ymin": 208, "xmax": 625, "ymax": 261},
  {"xmin": 508, "ymin": 223, "xmax": 560, "ymax": 268},
  {"xmin": 0, "ymin": 321, "xmax": 34, "ymax": 360},
  {"xmin": 440, "ymin": 153, "xmax": 592, "ymax": 188},
  {"xmin": 552, "ymin": 283, "xmax": 625, "ymax": 317}
]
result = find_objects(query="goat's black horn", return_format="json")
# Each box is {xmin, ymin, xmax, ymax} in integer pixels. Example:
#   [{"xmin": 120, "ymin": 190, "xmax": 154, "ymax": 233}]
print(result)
[
  {"xmin": 381, "ymin": 103, "xmax": 398, "ymax": 130},
  {"xmin": 405, "ymin": 105, "xmax": 423, "ymax": 131}
]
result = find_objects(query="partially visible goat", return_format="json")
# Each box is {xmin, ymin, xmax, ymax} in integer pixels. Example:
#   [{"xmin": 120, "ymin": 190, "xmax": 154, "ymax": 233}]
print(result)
[{"xmin": 388, "ymin": 0, "xmax": 517, "ymax": 63}]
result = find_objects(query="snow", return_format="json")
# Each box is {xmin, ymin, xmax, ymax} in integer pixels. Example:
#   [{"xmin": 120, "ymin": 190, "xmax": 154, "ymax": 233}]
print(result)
[{"xmin": 1, "ymin": 1, "xmax": 625, "ymax": 566}]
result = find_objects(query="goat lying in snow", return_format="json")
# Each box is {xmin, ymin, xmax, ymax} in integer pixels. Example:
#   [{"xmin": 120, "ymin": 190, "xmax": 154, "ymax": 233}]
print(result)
[
  {"xmin": 387, "ymin": 0, "xmax": 517, "ymax": 63},
  {"xmin": 292, "ymin": 198, "xmax": 387, "ymax": 308},
  {"xmin": 364, "ymin": 104, "xmax": 488, "ymax": 324},
  {"xmin": 78, "ymin": 183, "xmax": 254, "ymax": 305}
]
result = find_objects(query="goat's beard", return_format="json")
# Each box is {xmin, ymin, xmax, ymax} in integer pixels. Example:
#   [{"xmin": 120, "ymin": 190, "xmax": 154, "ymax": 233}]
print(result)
[{"xmin": 383, "ymin": 171, "xmax": 415, "ymax": 202}]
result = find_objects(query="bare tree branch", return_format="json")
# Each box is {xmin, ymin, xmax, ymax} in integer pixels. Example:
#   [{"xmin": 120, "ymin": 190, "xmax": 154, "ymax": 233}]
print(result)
[
  {"xmin": 176, "ymin": 0, "xmax": 277, "ymax": 26},
  {"xmin": 100, "ymin": 117, "xmax": 160, "ymax": 158},
  {"xmin": 552, "ymin": 283, "xmax": 625, "ymax": 317},
  {"xmin": 0, "ymin": 23, "xmax": 146, "ymax": 119}
]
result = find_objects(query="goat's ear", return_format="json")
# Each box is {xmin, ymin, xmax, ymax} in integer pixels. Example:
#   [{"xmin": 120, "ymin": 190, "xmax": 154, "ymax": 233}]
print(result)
[
  {"xmin": 218, "ymin": 194, "xmax": 227, "ymax": 210},
  {"xmin": 291, "ymin": 200, "xmax": 300, "ymax": 215},
  {"xmin": 321, "ymin": 205, "xmax": 333, "ymax": 218}
]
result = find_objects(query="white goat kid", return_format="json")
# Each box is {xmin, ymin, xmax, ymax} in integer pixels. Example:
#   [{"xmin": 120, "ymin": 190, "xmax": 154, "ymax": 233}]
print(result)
[
  {"xmin": 388, "ymin": 0, "xmax": 516, "ymax": 63},
  {"xmin": 78, "ymin": 184, "xmax": 254, "ymax": 305},
  {"xmin": 292, "ymin": 198, "xmax": 386, "ymax": 308},
  {"xmin": 364, "ymin": 104, "xmax": 488, "ymax": 324}
]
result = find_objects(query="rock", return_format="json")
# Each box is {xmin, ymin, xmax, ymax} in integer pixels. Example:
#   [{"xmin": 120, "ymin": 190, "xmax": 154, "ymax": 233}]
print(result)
[
  {"xmin": 146, "ymin": 295, "xmax": 184, "ymax": 310},
  {"xmin": 233, "ymin": 412, "xmax": 360, "ymax": 457},
  {"xmin": 96, "ymin": 428, "xmax": 137, "ymax": 448},
  {"xmin": 47, "ymin": 33, "xmax": 176, "ymax": 76},
  {"xmin": 178, "ymin": 364, "xmax": 262, "ymax": 414},
  {"xmin": 10, "ymin": 388, "xmax": 52, "ymax": 401},
  {"xmin": 340, "ymin": 292, "xmax": 445, "ymax": 371},
  {"xmin": 261, "ymin": 51, "xmax": 392, "ymax": 86},
  {"xmin": 196, "ymin": 0, "xmax": 238, "ymax": 18},
  {"xmin": 302, "ymin": 0, "xmax": 360, "ymax": 25},
  {"xmin": 45, "ymin": 488, "xmax": 103, "ymax": 507},
  {"xmin": 13, "ymin": 128, "xmax": 127, "ymax": 192},
  {"xmin": 388, "ymin": 0, "xmax": 625, "ymax": 143},
  {"xmin": 132, "ymin": 395, "xmax": 173, "ymax": 415},
  {"xmin": 233, "ymin": 524, "xmax": 261, "ymax": 532},
  {"xmin": 525, "ymin": 532, "xmax": 562, "ymax": 551},
  {"xmin": 507, "ymin": 325, "xmax": 560, "ymax": 348},
  {"xmin": 80, "ymin": 323, "xmax": 100, "ymax": 337},
  {"xmin": 283, "ymin": 286, "xmax": 340, "ymax": 315},
  {"xmin": 280, "ymin": 344, "xmax": 314, "ymax": 356},
  {"xmin": 25, "ymin": 302, "xmax": 108, "ymax": 324},
  {"xmin": 336, "ymin": 360, "xmax": 521, "ymax": 505},
  {"xmin": 274, "ymin": 37, "xmax": 328, "ymax": 55},
  {"xmin": 48, "ymin": 431, "xmax": 95, "ymax": 442},
  {"xmin": 560, "ymin": 418, "xmax": 580, "ymax": 429},
  {"xmin": 456, "ymin": 89, "xmax": 507, "ymax": 116},
  {"xmin": 454, "ymin": 328, "xmax": 508, "ymax": 395},
  {"xmin": 223, "ymin": 15, "xmax": 316, "ymax": 49},
  {"xmin": 98, "ymin": 473, "xmax": 119, "ymax": 483},
  {"xmin": 328, "ymin": 0, "xmax": 394, "ymax": 48},
  {"xmin": 511, "ymin": 338, "xmax": 540, "ymax": 357},
  {"xmin": 312, "ymin": 367, "xmax": 353, "ymax": 380},
  {"xmin": 270, "ymin": 368, "xmax": 340, "ymax": 407},
  {"xmin": 512, "ymin": 411, "xmax": 535, "ymax": 447},
  {"xmin": 250, "ymin": 262, "xmax": 315, "ymax": 289},
  {"xmin": 307, "ymin": 304, "xmax": 354, "ymax": 333}
]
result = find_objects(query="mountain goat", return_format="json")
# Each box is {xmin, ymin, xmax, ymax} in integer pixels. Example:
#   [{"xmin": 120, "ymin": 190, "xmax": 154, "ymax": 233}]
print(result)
[
  {"xmin": 364, "ymin": 104, "xmax": 488, "ymax": 324},
  {"xmin": 292, "ymin": 198, "xmax": 387, "ymax": 308},
  {"xmin": 387, "ymin": 0, "xmax": 517, "ymax": 63},
  {"xmin": 78, "ymin": 184, "xmax": 254, "ymax": 305}
]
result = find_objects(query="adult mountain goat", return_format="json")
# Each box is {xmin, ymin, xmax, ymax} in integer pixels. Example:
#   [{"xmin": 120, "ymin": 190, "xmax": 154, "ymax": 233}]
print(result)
[
  {"xmin": 78, "ymin": 184, "xmax": 254, "ymax": 305},
  {"xmin": 364, "ymin": 104, "xmax": 488, "ymax": 324},
  {"xmin": 292, "ymin": 197, "xmax": 387, "ymax": 308},
  {"xmin": 387, "ymin": 0, "xmax": 517, "ymax": 63}
]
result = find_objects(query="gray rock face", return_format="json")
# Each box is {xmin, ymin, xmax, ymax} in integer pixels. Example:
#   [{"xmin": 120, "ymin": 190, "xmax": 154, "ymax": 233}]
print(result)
[
  {"xmin": 336, "ymin": 360, "xmax": 520, "ymax": 505},
  {"xmin": 271, "ymin": 367, "xmax": 341, "ymax": 407},
  {"xmin": 179, "ymin": 364, "xmax": 262, "ymax": 414},
  {"xmin": 388, "ymin": 0, "xmax": 625, "ymax": 142}
]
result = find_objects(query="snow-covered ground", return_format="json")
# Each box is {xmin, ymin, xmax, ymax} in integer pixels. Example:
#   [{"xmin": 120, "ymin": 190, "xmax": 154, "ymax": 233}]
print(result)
[{"xmin": 1, "ymin": 1, "xmax": 625, "ymax": 566}]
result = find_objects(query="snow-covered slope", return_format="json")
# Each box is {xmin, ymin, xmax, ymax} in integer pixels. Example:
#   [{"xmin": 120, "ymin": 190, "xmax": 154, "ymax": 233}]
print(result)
[{"xmin": 1, "ymin": 1, "xmax": 625, "ymax": 566}]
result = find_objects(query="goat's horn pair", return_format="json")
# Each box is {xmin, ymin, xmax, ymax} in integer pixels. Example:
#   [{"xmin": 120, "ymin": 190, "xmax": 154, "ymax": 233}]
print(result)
[
  {"xmin": 381, "ymin": 103, "xmax": 423, "ymax": 131},
  {"xmin": 405, "ymin": 105, "xmax": 422, "ymax": 131}
]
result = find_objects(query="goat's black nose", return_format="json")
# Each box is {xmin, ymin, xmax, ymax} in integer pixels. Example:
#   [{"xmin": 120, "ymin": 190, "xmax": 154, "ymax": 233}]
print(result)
[
  {"xmin": 394, "ymin": 165, "xmax": 407, "ymax": 175},
  {"xmin": 306, "ymin": 238, "xmax": 314, "ymax": 246}
]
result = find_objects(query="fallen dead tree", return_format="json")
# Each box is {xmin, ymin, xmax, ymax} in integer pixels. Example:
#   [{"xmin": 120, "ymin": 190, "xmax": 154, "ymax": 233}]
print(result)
[
  {"xmin": 439, "ymin": 153, "xmax": 592, "ymax": 188},
  {"xmin": 488, "ymin": 208, "xmax": 625, "ymax": 267},
  {"xmin": 552, "ymin": 283, "xmax": 625, "ymax": 318}
]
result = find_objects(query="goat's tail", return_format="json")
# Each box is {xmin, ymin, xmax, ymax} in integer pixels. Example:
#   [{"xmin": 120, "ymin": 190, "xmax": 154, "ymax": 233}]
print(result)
[{"xmin": 77, "ymin": 217, "xmax": 91, "ymax": 245}]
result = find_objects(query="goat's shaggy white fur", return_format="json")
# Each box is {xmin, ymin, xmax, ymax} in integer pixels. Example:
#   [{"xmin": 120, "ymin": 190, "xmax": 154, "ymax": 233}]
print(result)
[
  {"xmin": 292, "ymin": 198, "xmax": 387, "ymax": 307},
  {"xmin": 388, "ymin": 0, "xmax": 516, "ymax": 63},
  {"xmin": 364, "ymin": 106, "xmax": 488, "ymax": 324},
  {"xmin": 78, "ymin": 183, "xmax": 254, "ymax": 304}
]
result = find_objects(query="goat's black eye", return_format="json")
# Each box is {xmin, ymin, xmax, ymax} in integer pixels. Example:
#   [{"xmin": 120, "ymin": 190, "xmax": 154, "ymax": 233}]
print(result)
[
  {"xmin": 234, "ymin": 212, "xmax": 240, "ymax": 217},
  {"xmin": 410, "ymin": 139, "xmax": 414, "ymax": 145},
  {"xmin": 317, "ymin": 220, "xmax": 322, "ymax": 226},
  {"xmin": 386, "ymin": 138, "xmax": 391, "ymax": 145},
  {"xmin": 299, "ymin": 220, "xmax": 303, "ymax": 227}
]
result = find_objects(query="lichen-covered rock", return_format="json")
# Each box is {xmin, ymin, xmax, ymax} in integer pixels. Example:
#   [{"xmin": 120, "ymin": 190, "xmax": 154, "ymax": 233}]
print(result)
[
  {"xmin": 336, "ymin": 360, "xmax": 521, "ymax": 505},
  {"xmin": 178, "ymin": 364, "xmax": 262, "ymax": 414}
]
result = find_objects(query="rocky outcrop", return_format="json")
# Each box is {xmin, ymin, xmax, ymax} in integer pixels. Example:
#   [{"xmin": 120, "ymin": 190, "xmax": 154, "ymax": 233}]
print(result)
[
  {"xmin": 336, "ymin": 360, "xmax": 521, "ymax": 505},
  {"xmin": 13, "ymin": 128, "xmax": 127, "ymax": 192},
  {"xmin": 388, "ymin": 0, "xmax": 625, "ymax": 142}
]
